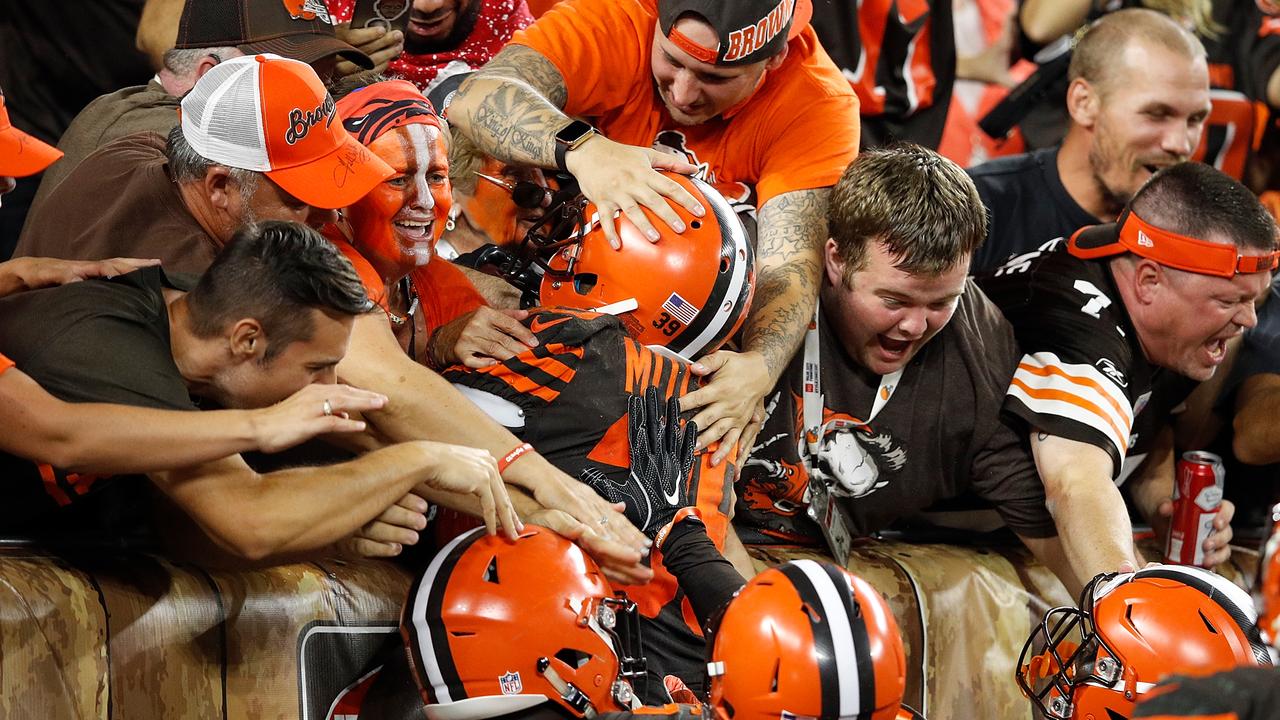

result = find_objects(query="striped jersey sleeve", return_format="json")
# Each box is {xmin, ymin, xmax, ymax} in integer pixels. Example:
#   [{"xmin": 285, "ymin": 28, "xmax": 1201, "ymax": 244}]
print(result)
[
  {"xmin": 1007, "ymin": 351, "xmax": 1135, "ymax": 465},
  {"xmin": 977, "ymin": 245, "xmax": 1150, "ymax": 477}
]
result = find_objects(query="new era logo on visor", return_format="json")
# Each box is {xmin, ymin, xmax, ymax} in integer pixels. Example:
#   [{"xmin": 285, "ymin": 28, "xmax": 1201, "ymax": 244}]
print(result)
[
  {"xmin": 1137, "ymin": 230, "xmax": 1155, "ymax": 247},
  {"xmin": 286, "ymin": 94, "xmax": 337, "ymax": 145}
]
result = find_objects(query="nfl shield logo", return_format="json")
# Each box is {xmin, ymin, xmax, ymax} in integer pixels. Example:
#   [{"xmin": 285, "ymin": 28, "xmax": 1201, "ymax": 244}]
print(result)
[{"xmin": 499, "ymin": 671, "xmax": 523, "ymax": 695}]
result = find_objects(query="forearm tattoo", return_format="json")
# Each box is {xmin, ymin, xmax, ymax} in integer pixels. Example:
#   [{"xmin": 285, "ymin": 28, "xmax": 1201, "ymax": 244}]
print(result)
[
  {"xmin": 457, "ymin": 45, "xmax": 572, "ymax": 167},
  {"xmin": 745, "ymin": 188, "xmax": 828, "ymax": 380}
]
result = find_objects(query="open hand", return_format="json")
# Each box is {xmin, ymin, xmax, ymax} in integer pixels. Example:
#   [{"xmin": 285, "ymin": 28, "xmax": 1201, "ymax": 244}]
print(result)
[
  {"xmin": 429, "ymin": 306, "xmax": 538, "ymax": 368},
  {"xmin": 414, "ymin": 441, "xmax": 522, "ymax": 539},
  {"xmin": 249, "ymin": 383, "xmax": 387, "ymax": 453},
  {"xmin": 564, "ymin": 135, "xmax": 703, "ymax": 249},
  {"xmin": 682, "ymin": 349, "xmax": 772, "ymax": 465}
]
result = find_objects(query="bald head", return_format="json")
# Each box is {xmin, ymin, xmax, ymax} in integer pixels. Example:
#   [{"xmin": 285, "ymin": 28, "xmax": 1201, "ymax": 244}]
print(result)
[{"xmin": 1069, "ymin": 8, "xmax": 1205, "ymax": 97}]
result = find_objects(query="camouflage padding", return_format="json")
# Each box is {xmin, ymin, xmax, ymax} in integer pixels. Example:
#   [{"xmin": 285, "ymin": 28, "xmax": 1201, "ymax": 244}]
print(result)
[
  {"xmin": 0, "ymin": 541, "xmax": 1260, "ymax": 720},
  {"xmin": 0, "ymin": 548, "xmax": 409, "ymax": 719}
]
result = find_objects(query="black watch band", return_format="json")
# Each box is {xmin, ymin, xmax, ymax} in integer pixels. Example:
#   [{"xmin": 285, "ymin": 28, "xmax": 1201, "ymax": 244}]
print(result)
[{"xmin": 554, "ymin": 119, "xmax": 596, "ymax": 173}]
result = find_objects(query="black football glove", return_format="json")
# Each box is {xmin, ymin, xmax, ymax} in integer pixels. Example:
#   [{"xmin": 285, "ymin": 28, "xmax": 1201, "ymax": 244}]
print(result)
[{"xmin": 580, "ymin": 386, "xmax": 697, "ymax": 538}]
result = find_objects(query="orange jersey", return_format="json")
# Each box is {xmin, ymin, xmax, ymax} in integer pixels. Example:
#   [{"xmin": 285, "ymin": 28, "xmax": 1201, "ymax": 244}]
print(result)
[{"xmin": 512, "ymin": 0, "xmax": 859, "ymax": 207}]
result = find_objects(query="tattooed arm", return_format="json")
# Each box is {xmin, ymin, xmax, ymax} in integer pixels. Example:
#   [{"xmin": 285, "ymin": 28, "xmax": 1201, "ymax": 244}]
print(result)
[
  {"xmin": 684, "ymin": 188, "xmax": 827, "ymax": 464},
  {"xmin": 449, "ymin": 44, "xmax": 702, "ymax": 247}
]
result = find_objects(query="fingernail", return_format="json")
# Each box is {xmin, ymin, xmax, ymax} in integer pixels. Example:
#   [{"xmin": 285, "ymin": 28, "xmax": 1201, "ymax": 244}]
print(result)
[
  {"xmin": 694, "ymin": 203, "xmax": 705, "ymax": 216},
  {"xmin": 354, "ymin": 421, "xmax": 366, "ymax": 430},
  {"xmin": 692, "ymin": 363, "xmax": 706, "ymax": 372},
  {"xmin": 674, "ymin": 220, "xmax": 686, "ymax": 232},
  {"xmin": 647, "ymin": 228, "xmax": 660, "ymax": 242}
]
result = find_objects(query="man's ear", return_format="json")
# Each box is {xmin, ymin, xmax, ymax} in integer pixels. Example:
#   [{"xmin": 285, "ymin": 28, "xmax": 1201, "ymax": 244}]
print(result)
[
  {"xmin": 228, "ymin": 319, "xmax": 266, "ymax": 361},
  {"xmin": 203, "ymin": 165, "xmax": 236, "ymax": 212},
  {"xmin": 823, "ymin": 237, "xmax": 846, "ymax": 288},
  {"xmin": 764, "ymin": 42, "xmax": 789, "ymax": 72},
  {"xmin": 1131, "ymin": 258, "xmax": 1164, "ymax": 305},
  {"xmin": 1066, "ymin": 78, "xmax": 1100, "ymax": 128}
]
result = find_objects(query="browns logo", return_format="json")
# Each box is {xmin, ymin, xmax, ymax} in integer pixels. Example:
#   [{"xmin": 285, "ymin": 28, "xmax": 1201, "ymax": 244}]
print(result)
[
  {"xmin": 285, "ymin": 94, "xmax": 337, "ymax": 145},
  {"xmin": 282, "ymin": 0, "xmax": 334, "ymax": 23},
  {"xmin": 723, "ymin": 0, "xmax": 795, "ymax": 62}
]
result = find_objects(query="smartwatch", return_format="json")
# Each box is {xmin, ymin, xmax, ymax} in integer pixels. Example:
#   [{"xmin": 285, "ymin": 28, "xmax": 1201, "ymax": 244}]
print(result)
[{"xmin": 554, "ymin": 119, "xmax": 597, "ymax": 173}]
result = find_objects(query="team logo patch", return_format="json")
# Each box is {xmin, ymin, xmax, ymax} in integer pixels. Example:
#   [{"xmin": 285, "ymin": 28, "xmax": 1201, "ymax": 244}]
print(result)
[
  {"xmin": 499, "ymin": 671, "xmax": 523, "ymax": 695},
  {"xmin": 1095, "ymin": 358, "xmax": 1128, "ymax": 388},
  {"xmin": 1136, "ymin": 230, "xmax": 1155, "ymax": 248},
  {"xmin": 283, "ymin": 0, "xmax": 334, "ymax": 23}
]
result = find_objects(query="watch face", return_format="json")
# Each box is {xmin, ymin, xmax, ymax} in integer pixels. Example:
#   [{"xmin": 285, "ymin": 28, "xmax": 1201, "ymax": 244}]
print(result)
[{"xmin": 558, "ymin": 120, "xmax": 594, "ymax": 145}]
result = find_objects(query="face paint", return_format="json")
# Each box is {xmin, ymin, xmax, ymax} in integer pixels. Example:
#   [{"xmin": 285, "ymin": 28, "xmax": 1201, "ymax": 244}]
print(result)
[
  {"xmin": 461, "ymin": 157, "xmax": 548, "ymax": 248},
  {"xmin": 349, "ymin": 123, "xmax": 452, "ymax": 281}
]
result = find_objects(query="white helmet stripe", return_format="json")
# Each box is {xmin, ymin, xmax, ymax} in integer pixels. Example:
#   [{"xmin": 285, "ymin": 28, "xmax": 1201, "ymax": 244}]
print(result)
[
  {"xmin": 674, "ymin": 176, "xmax": 751, "ymax": 360},
  {"xmin": 792, "ymin": 559, "xmax": 863, "ymax": 717}
]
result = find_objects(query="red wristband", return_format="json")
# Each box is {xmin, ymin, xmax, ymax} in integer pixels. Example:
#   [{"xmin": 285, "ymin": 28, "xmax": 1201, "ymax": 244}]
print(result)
[{"xmin": 497, "ymin": 442, "xmax": 534, "ymax": 474}]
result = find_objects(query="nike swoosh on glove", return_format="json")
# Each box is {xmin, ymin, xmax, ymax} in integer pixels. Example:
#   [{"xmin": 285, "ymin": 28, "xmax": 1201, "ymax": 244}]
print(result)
[{"xmin": 579, "ymin": 386, "xmax": 697, "ymax": 538}]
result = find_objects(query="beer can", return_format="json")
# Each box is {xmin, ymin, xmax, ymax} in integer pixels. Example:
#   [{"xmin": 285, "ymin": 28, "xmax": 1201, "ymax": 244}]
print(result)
[{"xmin": 1164, "ymin": 450, "xmax": 1225, "ymax": 567}]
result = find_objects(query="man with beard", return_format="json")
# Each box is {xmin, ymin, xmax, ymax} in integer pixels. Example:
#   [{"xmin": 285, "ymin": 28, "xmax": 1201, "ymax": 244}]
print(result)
[
  {"xmin": 965, "ymin": 8, "xmax": 1211, "ymax": 273},
  {"xmin": 325, "ymin": 0, "xmax": 534, "ymax": 89},
  {"xmin": 447, "ymin": 0, "xmax": 860, "ymax": 471}
]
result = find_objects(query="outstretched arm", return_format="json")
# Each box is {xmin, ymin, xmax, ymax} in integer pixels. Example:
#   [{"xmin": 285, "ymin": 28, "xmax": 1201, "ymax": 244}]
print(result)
[
  {"xmin": 0, "ymin": 365, "xmax": 386, "ymax": 474},
  {"xmin": 339, "ymin": 312, "xmax": 653, "ymax": 583},
  {"xmin": 684, "ymin": 189, "xmax": 828, "ymax": 463},
  {"xmin": 1031, "ymin": 431, "xmax": 1138, "ymax": 579},
  {"xmin": 152, "ymin": 439, "xmax": 512, "ymax": 564}
]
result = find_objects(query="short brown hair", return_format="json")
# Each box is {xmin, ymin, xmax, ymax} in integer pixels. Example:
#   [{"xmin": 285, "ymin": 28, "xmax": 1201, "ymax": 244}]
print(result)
[
  {"xmin": 826, "ymin": 144, "xmax": 988, "ymax": 283},
  {"xmin": 1068, "ymin": 8, "xmax": 1205, "ymax": 95}
]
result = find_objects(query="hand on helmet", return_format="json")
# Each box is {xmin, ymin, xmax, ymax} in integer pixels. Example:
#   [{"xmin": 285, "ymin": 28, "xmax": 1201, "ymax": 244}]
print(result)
[
  {"xmin": 579, "ymin": 386, "xmax": 698, "ymax": 539},
  {"xmin": 563, "ymin": 135, "xmax": 704, "ymax": 249},
  {"xmin": 683, "ymin": 349, "xmax": 773, "ymax": 466},
  {"xmin": 428, "ymin": 306, "xmax": 538, "ymax": 369}
]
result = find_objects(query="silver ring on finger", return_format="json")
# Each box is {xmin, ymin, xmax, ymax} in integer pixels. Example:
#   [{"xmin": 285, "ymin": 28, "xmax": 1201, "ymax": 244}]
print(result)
[
  {"xmin": 322, "ymin": 399, "xmax": 334, "ymax": 417},
  {"xmin": 597, "ymin": 516, "xmax": 610, "ymax": 527}
]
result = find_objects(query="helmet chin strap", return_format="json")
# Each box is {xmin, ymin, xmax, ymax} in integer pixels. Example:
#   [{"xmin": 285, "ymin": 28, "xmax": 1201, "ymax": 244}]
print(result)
[{"xmin": 536, "ymin": 658, "xmax": 597, "ymax": 718}]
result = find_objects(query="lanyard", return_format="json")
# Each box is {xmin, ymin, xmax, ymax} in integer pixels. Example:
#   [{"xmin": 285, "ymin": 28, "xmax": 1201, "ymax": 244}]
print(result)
[{"xmin": 802, "ymin": 301, "xmax": 902, "ymax": 457}]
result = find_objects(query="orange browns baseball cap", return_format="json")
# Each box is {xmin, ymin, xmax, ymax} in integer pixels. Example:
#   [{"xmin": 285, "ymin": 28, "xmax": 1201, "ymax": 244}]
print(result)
[
  {"xmin": 180, "ymin": 54, "xmax": 393, "ymax": 209},
  {"xmin": 0, "ymin": 90, "xmax": 62, "ymax": 177}
]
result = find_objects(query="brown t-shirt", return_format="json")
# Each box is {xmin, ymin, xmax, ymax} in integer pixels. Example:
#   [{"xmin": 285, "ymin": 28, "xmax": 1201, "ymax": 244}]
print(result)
[
  {"xmin": 15, "ymin": 132, "xmax": 218, "ymax": 275},
  {"xmin": 32, "ymin": 79, "xmax": 180, "ymax": 204},
  {"xmin": 735, "ymin": 280, "xmax": 1057, "ymax": 543}
]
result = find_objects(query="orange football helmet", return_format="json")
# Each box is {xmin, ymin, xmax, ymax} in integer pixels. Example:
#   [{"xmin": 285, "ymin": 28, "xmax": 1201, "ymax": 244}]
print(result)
[
  {"xmin": 1257, "ymin": 503, "xmax": 1280, "ymax": 653},
  {"xmin": 1017, "ymin": 565, "xmax": 1273, "ymax": 720},
  {"xmin": 401, "ymin": 526, "xmax": 645, "ymax": 719},
  {"xmin": 706, "ymin": 560, "xmax": 912, "ymax": 720},
  {"xmin": 535, "ymin": 171, "xmax": 754, "ymax": 361}
]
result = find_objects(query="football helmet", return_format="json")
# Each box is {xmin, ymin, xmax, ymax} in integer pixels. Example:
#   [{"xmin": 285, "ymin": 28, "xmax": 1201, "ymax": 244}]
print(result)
[
  {"xmin": 402, "ymin": 525, "xmax": 646, "ymax": 720},
  {"xmin": 531, "ymin": 171, "xmax": 754, "ymax": 362},
  {"xmin": 1257, "ymin": 503, "xmax": 1280, "ymax": 653},
  {"xmin": 706, "ymin": 559, "xmax": 912, "ymax": 720},
  {"xmin": 1017, "ymin": 565, "xmax": 1273, "ymax": 720}
]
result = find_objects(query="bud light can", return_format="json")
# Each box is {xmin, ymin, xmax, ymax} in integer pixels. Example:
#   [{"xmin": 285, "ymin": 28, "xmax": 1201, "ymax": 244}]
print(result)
[{"xmin": 1165, "ymin": 451, "xmax": 1225, "ymax": 567}]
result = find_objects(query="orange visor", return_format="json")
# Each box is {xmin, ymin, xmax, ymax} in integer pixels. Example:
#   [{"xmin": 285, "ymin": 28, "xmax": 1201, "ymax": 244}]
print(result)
[{"xmin": 1069, "ymin": 209, "xmax": 1280, "ymax": 278}]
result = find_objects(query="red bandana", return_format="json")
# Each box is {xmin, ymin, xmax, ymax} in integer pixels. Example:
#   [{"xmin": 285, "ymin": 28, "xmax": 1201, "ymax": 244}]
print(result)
[{"xmin": 326, "ymin": 0, "xmax": 534, "ymax": 89}]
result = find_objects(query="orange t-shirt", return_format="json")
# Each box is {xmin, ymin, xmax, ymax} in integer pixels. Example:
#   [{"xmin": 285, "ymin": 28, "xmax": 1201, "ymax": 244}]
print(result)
[
  {"xmin": 0, "ymin": 352, "xmax": 13, "ymax": 376},
  {"xmin": 513, "ymin": 0, "xmax": 860, "ymax": 207}
]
